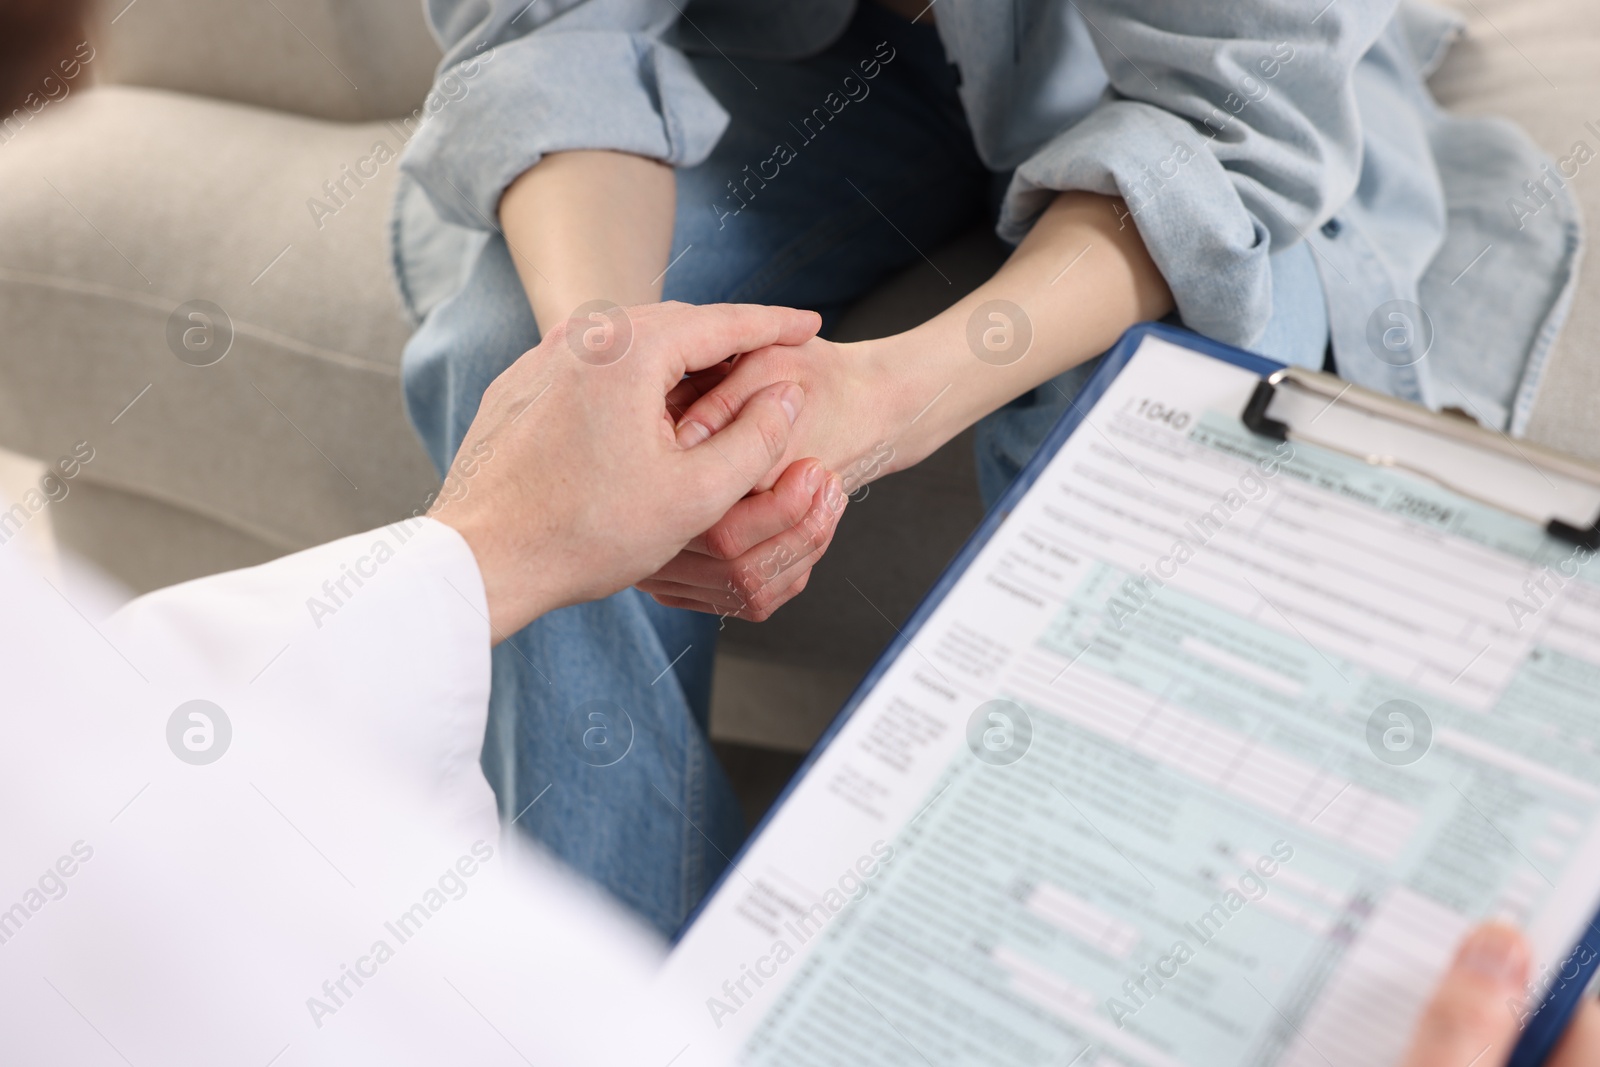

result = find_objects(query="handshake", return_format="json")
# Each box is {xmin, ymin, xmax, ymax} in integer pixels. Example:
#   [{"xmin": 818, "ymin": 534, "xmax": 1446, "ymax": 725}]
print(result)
[{"xmin": 426, "ymin": 300, "xmax": 874, "ymax": 640}]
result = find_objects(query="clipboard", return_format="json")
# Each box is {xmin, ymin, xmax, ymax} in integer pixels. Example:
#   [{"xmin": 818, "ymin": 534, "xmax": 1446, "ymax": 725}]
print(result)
[
  {"xmin": 1235, "ymin": 356, "xmax": 1600, "ymax": 1066},
  {"xmin": 1241, "ymin": 367, "xmax": 1600, "ymax": 551},
  {"xmin": 672, "ymin": 322, "xmax": 1600, "ymax": 1067}
]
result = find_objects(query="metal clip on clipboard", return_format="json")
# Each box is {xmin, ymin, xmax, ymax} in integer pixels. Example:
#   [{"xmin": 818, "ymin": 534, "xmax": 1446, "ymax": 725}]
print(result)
[{"xmin": 1241, "ymin": 367, "xmax": 1600, "ymax": 550}]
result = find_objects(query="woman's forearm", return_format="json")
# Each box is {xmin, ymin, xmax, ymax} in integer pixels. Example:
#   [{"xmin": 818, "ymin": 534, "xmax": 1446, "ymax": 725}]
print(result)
[
  {"xmin": 864, "ymin": 191, "xmax": 1174, "ymax": 469},
  {"xmin": 497, "ymin": 150, "xmax": 677, "ymax": 334}
]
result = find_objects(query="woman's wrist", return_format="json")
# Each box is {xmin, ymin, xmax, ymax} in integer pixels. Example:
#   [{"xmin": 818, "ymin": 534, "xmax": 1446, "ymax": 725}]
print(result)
[
  {"xmin": 842, "ymin": 192, "xmax": 1176, "ymax": 478},
  {"xmin": 847, "ymin": 314, "xmax": 1022, "ymax": 475},
  {"xmin": 839, "ymin": 332, "xmax": 955, "ymax": 478}
]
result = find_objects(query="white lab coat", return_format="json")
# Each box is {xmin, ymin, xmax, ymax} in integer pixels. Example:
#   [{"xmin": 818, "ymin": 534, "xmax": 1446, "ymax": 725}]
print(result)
[{"xmin": 0, "ymin": 517, "xmax": 668, "ymax": 1066}]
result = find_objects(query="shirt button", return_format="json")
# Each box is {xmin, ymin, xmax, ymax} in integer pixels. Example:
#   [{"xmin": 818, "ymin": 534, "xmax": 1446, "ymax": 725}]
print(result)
[{"xmin": 1320, "ymin": 217, "xmax": 1342, "ymax": 238}]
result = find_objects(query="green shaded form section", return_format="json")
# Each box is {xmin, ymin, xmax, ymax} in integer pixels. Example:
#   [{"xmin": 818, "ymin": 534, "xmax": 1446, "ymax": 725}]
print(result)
[
  {"xmin": 739, "ymin": 418, "xmax": 1600, "ymax": 1067},
  {"xmin": 1484, "ymin": 648, "xmax": 1600, "ymax": 785},
  {"xmin": 741, "ymin": 715, "xmax": 1344, "ymax": 1067}
]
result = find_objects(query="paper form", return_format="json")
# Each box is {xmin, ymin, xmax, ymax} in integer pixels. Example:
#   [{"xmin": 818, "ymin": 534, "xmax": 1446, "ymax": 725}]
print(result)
[{"xmin": 654, "ymin": 335, "xmax": 1600, "ymax": 1067}]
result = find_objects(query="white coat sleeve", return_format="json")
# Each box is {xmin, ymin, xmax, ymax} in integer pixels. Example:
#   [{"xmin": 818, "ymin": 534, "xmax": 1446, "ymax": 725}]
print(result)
[
  {"xmin": 0, "ymin": 517, "xmax": 670, "ymax": 1067},
  {"xmin": 106, "ymin": 515, "xmax": 499, "ymax": 838}
]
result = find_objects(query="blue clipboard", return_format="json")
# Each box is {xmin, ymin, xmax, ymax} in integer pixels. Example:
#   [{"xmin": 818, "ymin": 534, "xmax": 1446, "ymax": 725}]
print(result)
[
  {"xmin": 683, "ymin": 321, "xmax": 1600, "ymax": 1066},
  {"xmin": 1516, "ymin": 924, "xmax": 1600, "ymax": 1067}
]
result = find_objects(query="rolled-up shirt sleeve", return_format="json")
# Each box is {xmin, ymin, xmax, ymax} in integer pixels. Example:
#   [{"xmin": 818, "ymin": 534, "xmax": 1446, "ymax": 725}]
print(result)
[
  {"xmin": 402, "ymin": 0, "xmax": 729, "ymax": 231},
  {"xmin": 998, "ymin": 0, "xmax": 1394, "ymax": 347}
]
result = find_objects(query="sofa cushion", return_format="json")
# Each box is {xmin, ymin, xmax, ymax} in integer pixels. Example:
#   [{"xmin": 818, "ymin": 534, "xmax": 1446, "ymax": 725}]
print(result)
[
  {"xmin": 0, "ymin": 86, "xmax": 439, "ymax": 552},
  {"xmin": 90, "ymin": 0, "xmax": 442, "ymax": 122}
]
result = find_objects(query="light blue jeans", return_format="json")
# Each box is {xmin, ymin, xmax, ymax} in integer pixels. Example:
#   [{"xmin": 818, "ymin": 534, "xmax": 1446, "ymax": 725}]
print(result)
[{"xmin": 398, "ymin": 4, "xmax": 1329, "ymax": 938}]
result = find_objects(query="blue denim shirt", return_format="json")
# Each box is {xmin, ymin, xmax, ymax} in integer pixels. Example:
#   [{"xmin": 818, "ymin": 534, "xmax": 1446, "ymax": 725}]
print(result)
[{"xmin": 399, "ymin": 0, "xmax": 1581, "ymax": 436}]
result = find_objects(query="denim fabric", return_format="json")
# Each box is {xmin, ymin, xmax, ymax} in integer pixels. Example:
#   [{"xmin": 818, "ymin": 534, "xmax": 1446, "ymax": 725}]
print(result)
[
  {"xmin": 399, "ymin": 6, "xmax": 992, "ymax": 938},
  {"xmin": 400, "ymin": 0, "xmax": 1580, "ymax": 438}
]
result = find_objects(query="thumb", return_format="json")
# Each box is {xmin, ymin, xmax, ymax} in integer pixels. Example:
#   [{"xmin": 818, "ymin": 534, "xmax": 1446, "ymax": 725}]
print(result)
[
  {"xmin": 679, "ymin": 381, "xmax": 803, "ymax": 523},
  {"xmin": 1402, "ymin": 924, "xmax": 1531, "ymax": 1067}
]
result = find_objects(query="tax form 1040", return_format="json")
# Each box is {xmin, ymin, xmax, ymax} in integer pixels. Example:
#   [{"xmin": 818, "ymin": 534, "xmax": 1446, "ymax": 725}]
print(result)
[{"xmin": 654, "ymin": 323, "xmax": 1600, "ymax": 1067}]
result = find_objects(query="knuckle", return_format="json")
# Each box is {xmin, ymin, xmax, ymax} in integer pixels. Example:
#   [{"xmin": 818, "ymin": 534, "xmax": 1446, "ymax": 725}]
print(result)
[
  {"xmin": 540, "ymin": 317, "xmax": 574, "ymax": 349},
  {"xmin": 782, "ymin": 483, "xmax": 814, "ymax": 524},
  {"xmin": 704, "ymin": 390, "xmax": 742, "ymax": 428},
  {"xmin": 755, "ymin": 411, "xmax": 789, "ymax": 461},
  {"xmin": 803, "ymin": 516, "xmax": 830, "ymax": 552},
  {"xmin": 702, "ymin": 524, "xmax": 744, "ymax": 562},
  {"xmin": 730, "ymin": 566, "xmax": 765, "ymax": 604}
]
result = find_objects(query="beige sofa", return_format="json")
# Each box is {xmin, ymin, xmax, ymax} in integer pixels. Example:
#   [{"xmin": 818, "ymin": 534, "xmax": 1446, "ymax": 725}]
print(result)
[{"xmin": 0, "ymin": 0, "xmax": 1594, "ymax": 753}]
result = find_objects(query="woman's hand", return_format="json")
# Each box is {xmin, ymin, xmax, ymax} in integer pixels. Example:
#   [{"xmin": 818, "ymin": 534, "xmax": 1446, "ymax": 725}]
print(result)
[
  {"xmin": 637, "ymin": 335, "xmax": 917, "ymax": 621},
  {"xmin": 1402, "ymin": 923, "xmax": 1600, "ymax": 1067},
  {"xmin": 672, "ymin": 334, "xmax": 910, "ymax": 492},
  {"xmin": 644, "ymin": 190, "xmax": 1174, "ymax": 623},
  {"xmin": 636, "ymin": 458, "xmax": 848, "ymax": 622}
]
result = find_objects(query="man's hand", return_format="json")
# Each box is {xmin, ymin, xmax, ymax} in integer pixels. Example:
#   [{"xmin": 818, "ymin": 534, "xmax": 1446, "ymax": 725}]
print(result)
[
  {"xmin": 1402, "ymin": 923, "xmax": 1599, "ymax": 1067},
  {"xmin": 427, "ymin": 301, "xmax": 822, "ymax": 639},
  {"xmin": 496, "ymin": 150, "xmax": 854, "ymax": 628}
]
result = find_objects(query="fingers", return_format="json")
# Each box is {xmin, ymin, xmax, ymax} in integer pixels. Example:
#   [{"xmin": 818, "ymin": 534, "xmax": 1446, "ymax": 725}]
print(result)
[
  {"xmin": 640, "ymin": 470, "xmax": 845, "ymax": 620},
  {"xmin": 674, "ymin": 346, "xmax": 781, "ymax": 448},
  {"xmin": 689, "ymin": 460, "xmax": 824, "ymax": 560},
  {"xmin": 1402, "ymin": 924, "xmax": 1530, "ymax": 1067},
  {"xmin": 666, "ymin": 362, "xmax": 733, "ymax": 421},
  {"xmin": 648, "ymin": 563, "xmax": 818, "ymax": 623},
  {"xmin": 645, "ymin": 303, "xmax": 821, "ymax": 387},
  {"xmin": 678, "ymin": 381, "xmax": 804, "ymax": 515}
]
